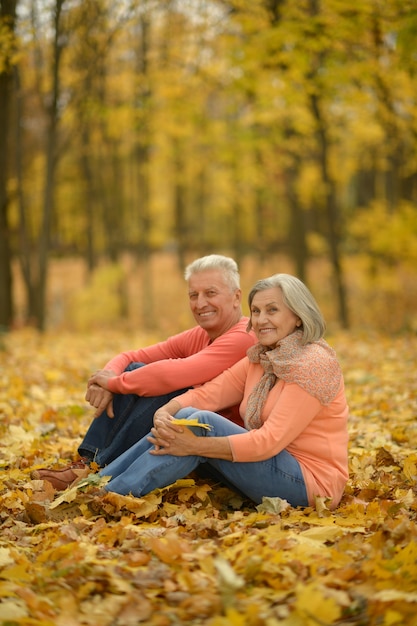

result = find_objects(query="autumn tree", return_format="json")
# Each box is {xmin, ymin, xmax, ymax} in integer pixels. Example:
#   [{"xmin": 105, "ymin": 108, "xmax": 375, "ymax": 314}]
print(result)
[
  {"xmin": 0, "ymin": 0, "xmax": 18, "ymax": 330},
  {"xmin": 12, "ymin": 0, "xmax": 68, "ymax": 329},
  {"xmin": 132, "ymin": 5, "xmax": 155, "ymax": 327},
  {"xmin": 4, "ymin": 0, "xmax": 417, "ymax": 331},
  {"xmin": 67, "ymin": 0, "xmax": 115, "ymax": 274}
]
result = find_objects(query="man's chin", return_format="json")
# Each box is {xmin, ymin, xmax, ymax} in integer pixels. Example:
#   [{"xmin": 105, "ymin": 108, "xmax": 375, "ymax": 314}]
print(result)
[
  {"xmin": 199, "ymin": 321, "xmax": 216, "ymax": 329},
  {"xmin": 197, "ymin": 314, "xmax": 217, "ymax": 326}
]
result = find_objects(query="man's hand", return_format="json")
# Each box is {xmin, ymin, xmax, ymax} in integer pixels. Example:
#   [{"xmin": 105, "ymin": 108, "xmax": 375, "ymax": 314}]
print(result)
[
  {"xmin": 85, "ymin": 384, "xmax": 114, "ymax": 418},
  {"xmin": 85, "ymin": 370, "xmax": 117, "ymax": 418},
  {"xmin": 87, "ymin": 369, "xmax": 117, "ymax": 391}
]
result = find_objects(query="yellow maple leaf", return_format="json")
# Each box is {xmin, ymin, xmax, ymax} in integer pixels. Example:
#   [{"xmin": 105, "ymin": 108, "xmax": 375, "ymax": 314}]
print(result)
[
  {"xmin": 214, "ymin": 557, "xmax": 245, "ymax": 590},
  {"xmin": 148, "ymin": 533, "xmax": 191, "ymax": 564},
  {"xmin": 0, "ymin": 598, "xmax": 28, "ymax": 620},
  {"xmin": 171, "ymin": 418, "xmax": 213, "ymax": 430},
  {"xmin": 0, "ymin": 564, "xmax": 33, "ymax": 583},
  {"xmin": 384, "ymin": 609, "xmax": 406, "ymax": 626},
  {"xmin": 402, "ymin": 454, "xmax": 417, "ymax": 481},
  {"xmin": 49, "ymin": 473, "xmax": 111, "ymax": 509},
  {"xmin": 294, "ymin": 582, "xmax": 341, "ymax": 624},
  {"xmin": 256, "ymin": 496, "xmax": 290, "ymax": 514},
  {"xmin": 314, "ymin": 495, "xmax": 333, "ymax": 517},
  {"xmin": 101, "ymin": 490, "xmax": 162, "ymax": 519},
  {"xmin": 0, "ymin": 547, "xmax": 13, "ymax": 568},
  {"xmin": 178, "ymin": 483, "xmax": 212, "ymax": 502}
]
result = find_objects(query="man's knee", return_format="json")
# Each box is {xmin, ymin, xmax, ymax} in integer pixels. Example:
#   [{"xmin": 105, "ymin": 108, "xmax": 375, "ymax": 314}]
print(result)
[{"xmin": 125, "ymin": 362, "xmax": 146, "ymax": 373}]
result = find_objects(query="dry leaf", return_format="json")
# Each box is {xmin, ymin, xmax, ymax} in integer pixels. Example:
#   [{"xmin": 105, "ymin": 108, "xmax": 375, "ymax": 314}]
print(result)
[
  {"xmin": 1, "ymin": 330, "xmax": 417, "ymax": 625},
  {"xmin": 171, "ymin": 418, "xmax": 213, "ymax": 430}
]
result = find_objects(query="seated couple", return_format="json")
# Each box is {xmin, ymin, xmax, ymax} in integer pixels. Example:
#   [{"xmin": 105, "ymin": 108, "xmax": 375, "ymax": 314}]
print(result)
[{"xmin": 33, "ymin": 255, "xmax": 349, "ymax": 510}]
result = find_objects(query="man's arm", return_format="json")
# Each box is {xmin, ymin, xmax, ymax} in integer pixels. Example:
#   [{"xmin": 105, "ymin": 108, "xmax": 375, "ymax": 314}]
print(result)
[
  {"xmin": 106, "ymin": 321, "xmax": 255, "ymax": 396},
  {"xmin": 85, "ymin": 373, "xmax": 116, "ymax": 417}
]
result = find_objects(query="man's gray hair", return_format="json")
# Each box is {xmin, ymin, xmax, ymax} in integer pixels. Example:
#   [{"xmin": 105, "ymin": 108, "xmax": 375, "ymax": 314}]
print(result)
[
  {"xmin": 247, "ymin": 273, "xmax": 326, "ymax": 344},
  {"xmin": 185, "ymin": 254, "xmax": 240, "ymax": 290}
]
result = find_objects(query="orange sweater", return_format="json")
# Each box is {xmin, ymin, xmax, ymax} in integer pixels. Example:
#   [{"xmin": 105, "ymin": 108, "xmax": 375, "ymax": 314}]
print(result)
[
  {"xmin": 105, "ymin": 319, "xmax": 256, "ymax": 424},
  {"xmin": 176, "ymin": 356, "xmax": 349, "ymax": 509}
]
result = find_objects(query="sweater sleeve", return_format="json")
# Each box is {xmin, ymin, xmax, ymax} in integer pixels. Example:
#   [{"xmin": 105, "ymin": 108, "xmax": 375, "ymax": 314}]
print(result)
[
  {"xmin": 175, "ymin": 357, "xmax": 250, "ymax": 414},
  {"xmin": 106, "ymin": 320, "xmax": 256, "ymax": 396}
]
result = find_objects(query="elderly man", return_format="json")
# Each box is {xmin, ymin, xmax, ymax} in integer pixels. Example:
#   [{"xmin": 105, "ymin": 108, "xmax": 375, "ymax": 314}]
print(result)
[{"xmin": 32, "ymin": 254, "xmax": 256, "ymax": 490}]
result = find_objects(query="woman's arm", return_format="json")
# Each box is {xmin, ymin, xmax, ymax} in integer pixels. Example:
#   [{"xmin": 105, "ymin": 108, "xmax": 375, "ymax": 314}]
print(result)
[
  {"xmin": 150, "ymin": 399, "xmax": 233, "ymax": 460},
  {"xmin": 148, "ymin": 425, "xmax": 233, "ymax": 461}
]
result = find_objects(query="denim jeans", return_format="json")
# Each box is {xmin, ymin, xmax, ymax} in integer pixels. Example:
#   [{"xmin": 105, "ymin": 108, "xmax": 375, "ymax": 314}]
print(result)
[
  {"xmin": 100, "ymin": 407, "xmax": 309, "ymax": 507},
  {"xmin": 79, "ymin": 363, "xmax": 189, "ymax": 467}
]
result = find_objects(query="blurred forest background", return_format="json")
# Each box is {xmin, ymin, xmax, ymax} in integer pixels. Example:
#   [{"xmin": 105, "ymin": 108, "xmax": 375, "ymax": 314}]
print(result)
[{"xmin": 1, "ymin": 0, "xmax": 417, "ymax": 336}]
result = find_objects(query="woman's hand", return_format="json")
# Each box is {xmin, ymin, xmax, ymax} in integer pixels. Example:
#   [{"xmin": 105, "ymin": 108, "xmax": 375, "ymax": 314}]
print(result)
[
  {"xmin": 153, "ymin": 400, "xmax": 182, "ymax": 427},
  {"xmin": 150, "ymin": 399, "xmax": 197, "ymax": 455},
  {"xmin": 152, "ymin": 409, "xmax": 176, "ymax": 429},
  {"xmin": 148, "ymin": 423, "xmax": 197, "ymax": 457},
  {"xmin": 151, "ymin": 408, "xmax": 234, "ymax": 461},
  {"xmin": 149, "ymin": 410, "xmax": 185, "ymax": 453}
]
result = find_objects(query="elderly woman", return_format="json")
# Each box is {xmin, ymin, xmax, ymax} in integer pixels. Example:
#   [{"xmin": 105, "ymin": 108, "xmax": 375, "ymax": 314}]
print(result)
[{"xmin": 100, "ymin": 274, "xmax": 349, "ymax": 510}]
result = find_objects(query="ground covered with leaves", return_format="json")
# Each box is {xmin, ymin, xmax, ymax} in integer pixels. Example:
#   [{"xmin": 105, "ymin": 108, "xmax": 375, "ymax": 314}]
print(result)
[{"xmin": 0, "ymin": 329, "xmax": 416, "ymax": 626}]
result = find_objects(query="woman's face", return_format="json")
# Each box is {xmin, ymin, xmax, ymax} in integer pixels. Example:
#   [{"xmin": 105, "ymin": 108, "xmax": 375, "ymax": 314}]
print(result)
[{"xmin": 250, "ymin": 287, "xmax": 301, "ymax": 347}]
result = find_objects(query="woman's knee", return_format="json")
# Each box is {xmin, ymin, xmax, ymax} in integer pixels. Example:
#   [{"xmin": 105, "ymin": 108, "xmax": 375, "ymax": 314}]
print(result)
[
  {"xmin": 176, "ymin": 407, "xmax": 200, "ymax": 419},
  {"xmin": 191, "ymin": 410, "xmax": 247, "ymax": 436}
]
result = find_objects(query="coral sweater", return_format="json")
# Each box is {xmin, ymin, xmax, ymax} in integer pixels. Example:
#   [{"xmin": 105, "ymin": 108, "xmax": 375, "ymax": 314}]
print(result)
[
  {"xmin": 105, "ymin": 319, "xmax": 256, "ymax": 424},
  {"xmin": 175, "ymin": 356, "xmax": 349, "ymax": 509}
]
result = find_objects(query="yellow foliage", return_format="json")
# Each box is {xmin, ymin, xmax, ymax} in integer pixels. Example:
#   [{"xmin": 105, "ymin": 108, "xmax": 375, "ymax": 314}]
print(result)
[
  {"xmin": 293, "ymin": 582, "xmax": 341, "ymax": 625},
  {"xmin": 68, "ymin": 264, "xmax": 127, "ymax": 331},
  {"xmin": 349, "ymin": 201, "xmax": 417, "ymax": 265}
]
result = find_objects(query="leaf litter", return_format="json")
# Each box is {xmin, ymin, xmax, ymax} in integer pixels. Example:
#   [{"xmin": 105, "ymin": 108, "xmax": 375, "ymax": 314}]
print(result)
[{"xmin": 0, "ymin": 329, "xmax": 417, "ymax": 625}]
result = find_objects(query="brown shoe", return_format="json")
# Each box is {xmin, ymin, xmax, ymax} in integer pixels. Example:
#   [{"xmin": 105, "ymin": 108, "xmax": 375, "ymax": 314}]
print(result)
[{"xmin": 31, "ymin": 460, "xmax": 91, "ymax": 491}]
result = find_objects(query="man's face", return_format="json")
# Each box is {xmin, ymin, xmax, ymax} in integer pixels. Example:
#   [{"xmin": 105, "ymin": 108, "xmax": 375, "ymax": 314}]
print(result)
[{"xmin": 188, "ymin": 270, "xmax": 241, "ymax": 338}]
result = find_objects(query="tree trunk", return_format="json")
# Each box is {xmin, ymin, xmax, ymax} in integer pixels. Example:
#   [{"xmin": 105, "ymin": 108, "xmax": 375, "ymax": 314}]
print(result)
[
  {"xmin": 0, "ymin": 0, "xmax": 18, "ymax": 330},
  {"xmin": 79, "ymin": 122, "xmax": 96, "ymax": 275},
  {"xmin": 14, "ymin": 65, "xmax": 37, "ymax": 324},
  {"xmin": 135, "ymin": 11, "xmax": 154, "ymax": 328},
  {"xmin": 286, "ymin": 161, "xmax": 308, "ymax": 282},
  {"xmin": 310, "ymin": 91, "xmax": 349, "ymax": 328},
  {"xmin": 173, "ymin": 143, "xmax": 188, "ymax": 273},
  {"xmin": 16, "ymin": 0, "xmax": 66, "ymax": 330},
  {"xmin": 35, "ymin": 0, "xmax": 65, "ymax": 330},
  {"xmin": 306, "ymin": 0, "xmax": 349, "ymax": 329}
]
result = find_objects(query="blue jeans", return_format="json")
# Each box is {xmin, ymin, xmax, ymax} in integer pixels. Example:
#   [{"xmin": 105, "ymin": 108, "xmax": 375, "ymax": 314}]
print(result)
[
  {"xmin": 100, "ymin": 407, "xmax": 309, "ymax": 507},
  {"xmin": 79, "ymin": 363, "xmax": 189, "ymax": 467}
]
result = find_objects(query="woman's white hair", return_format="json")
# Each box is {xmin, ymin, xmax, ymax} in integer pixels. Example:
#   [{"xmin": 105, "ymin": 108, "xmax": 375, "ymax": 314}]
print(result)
[
  {"xmin": 184, "ymin": 254, "xmax": 240, "ymax": 291},
  {"xmin": 247, "ymin": 273, "xmax": 326, "ymax": 344}
]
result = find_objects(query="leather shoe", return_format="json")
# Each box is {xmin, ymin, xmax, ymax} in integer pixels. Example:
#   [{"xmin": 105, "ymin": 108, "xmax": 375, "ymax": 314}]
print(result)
[{"xmin": 31, "ymin": 460, "xmax": 91, "ymax": 491}]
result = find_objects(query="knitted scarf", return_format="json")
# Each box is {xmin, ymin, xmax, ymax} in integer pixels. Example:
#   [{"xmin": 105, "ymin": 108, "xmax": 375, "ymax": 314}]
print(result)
[{"xmin": 244, "ymin": 329, "xmax": 342, "ymax": 430}]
